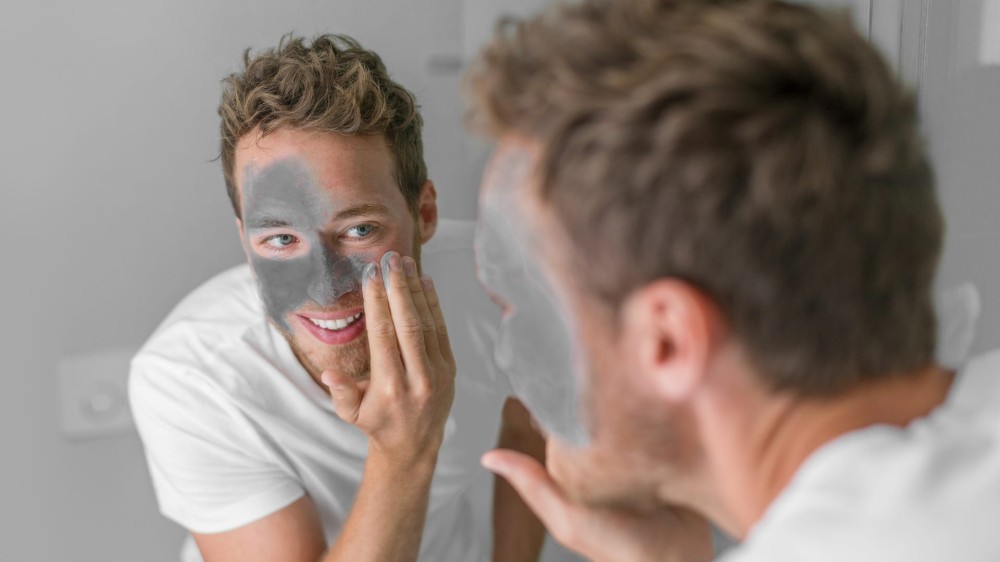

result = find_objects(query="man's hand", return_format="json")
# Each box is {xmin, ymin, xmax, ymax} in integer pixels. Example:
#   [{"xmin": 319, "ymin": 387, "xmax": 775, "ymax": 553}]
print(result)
[
  {"xmin": 482, "ymin": 448, "xmax": 714, "ymax": 562},
  {"xmin": 191, "ymin": 254, "xmax": 458, "ymax": 562},
  {"xmin": 323, "ymin": 251, "xmax": 457, "ymax": 467}
]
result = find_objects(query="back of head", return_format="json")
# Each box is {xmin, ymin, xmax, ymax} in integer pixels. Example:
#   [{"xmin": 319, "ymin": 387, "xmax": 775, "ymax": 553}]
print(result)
[
  {"xmin": 467, "ymin": 0, "xmax": 943, "ymax": 396},
  {"xmin": 219, "ymin": 34, "xmax": 427, "ymax": 217}
]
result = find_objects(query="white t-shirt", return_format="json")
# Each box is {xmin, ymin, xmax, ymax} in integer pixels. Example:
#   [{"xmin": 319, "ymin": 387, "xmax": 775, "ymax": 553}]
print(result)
[
  {"xmin": 130, "ymin": 219, "xmax": 511, "ymax": 562},
  {"xmin": 720, "ymin": 349, "xmax": 1000, "ymax": 561}
]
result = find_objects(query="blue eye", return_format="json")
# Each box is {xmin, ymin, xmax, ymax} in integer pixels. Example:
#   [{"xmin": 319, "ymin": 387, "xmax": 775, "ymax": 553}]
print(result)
[
  {"xmin": 265, "ymin": 234, "xmax": 297, "ymax": 248},
  {"xmin": 346, "ymin": 224, "xmax": 377, "ymax": 239}
]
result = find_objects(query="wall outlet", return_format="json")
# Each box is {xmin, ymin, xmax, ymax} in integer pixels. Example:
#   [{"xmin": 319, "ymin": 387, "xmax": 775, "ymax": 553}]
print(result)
[{"xmin": 57, "ymin": 347, "xmax": 137, "ymax": 440}]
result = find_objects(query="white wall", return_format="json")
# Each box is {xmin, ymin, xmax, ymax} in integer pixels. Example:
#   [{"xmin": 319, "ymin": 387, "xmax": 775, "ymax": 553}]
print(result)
[
  {"xmin": 801, "ymin": 0, "xmax": 1000, "ymax": 354},
  {"xmin": 923, "ymin": 0, "xmax": 1000, "ymax": 355}
]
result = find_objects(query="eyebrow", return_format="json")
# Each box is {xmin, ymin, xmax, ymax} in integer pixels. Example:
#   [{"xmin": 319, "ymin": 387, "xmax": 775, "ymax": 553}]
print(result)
[
  {"xmin": 246, "ymin": 216, "xmax": 293, "ymax": 230},
  {"xmin": 245, "ymin": 203, "xmax": 392, "ymax": 230},
  {"xmin": 333, "ymin": 203, "xmax": 391, "ymax": 221}
]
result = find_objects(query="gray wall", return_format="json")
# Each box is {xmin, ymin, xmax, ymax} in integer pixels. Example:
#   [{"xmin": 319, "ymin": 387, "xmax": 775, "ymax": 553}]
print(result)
[{"xmin": 1, "ymin": 1, "xmax": 997, "ymax": 561}]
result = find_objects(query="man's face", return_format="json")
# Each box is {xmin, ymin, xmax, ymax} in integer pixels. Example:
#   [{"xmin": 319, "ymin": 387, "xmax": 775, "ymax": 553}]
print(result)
[
  {"xmin": 235, "ymin": 128, "xmax": 427, "ymax": 381},
  {"xmin": 474, "ymin": 142, "xmax": 590, "ymax": 446},
  {"xmin": 475, "ymin": 139, "xmax": 698, "ymax": 508}
]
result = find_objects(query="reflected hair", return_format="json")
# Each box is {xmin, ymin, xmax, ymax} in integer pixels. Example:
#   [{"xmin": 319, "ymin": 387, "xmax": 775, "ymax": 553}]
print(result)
[
  {"xmin": 466, "ymin": 0, "xmax": 943, "ymax": 396},
  {"xmin": 219, "ymin": 33, "xmax": 426, "ymax": 217}
]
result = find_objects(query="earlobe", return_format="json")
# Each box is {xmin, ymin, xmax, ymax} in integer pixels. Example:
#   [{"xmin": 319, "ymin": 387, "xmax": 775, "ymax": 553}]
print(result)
[
  {"xmin": 625, "ymin": 280, "xmax": 715, "ymax": 402},
  {"xmin": 417, "ymin": 180, "xmax": 438, "ymax": 243}
]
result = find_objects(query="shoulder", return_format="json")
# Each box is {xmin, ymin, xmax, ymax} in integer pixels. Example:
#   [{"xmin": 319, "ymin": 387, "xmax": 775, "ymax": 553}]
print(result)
[
  {"xmin": 421, "ymin": 218, "xmax": 508, "ymax": 394},
  {"xmin": 947, "ymin": 348, "xmax": 1000, "ymax": 416},
  {"xmin": 132, "ymin": 263, "xmax": 262, "ymax": 366},
  {"xmin": 420, "ymin": 219, "xmax": 492, "ymax": 324},
  {"xmin": 729, "ymin": 357, "xmax": 1000, "ymax": 561},
  {"xmin": 129, "ymin": 264, "xmax": 272, "ymax": 420}
]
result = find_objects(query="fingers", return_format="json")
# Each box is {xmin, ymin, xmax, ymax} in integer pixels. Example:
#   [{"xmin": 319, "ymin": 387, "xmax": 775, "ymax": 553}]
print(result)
[
  {"xmin": 420, "ymin": 274, "xmax": 454, "ymax": 368},
  {"xmin": 380, "ymin": 252, "xmax": 434, "ymax": 389},
  {"xmin": 401, "ymin": 255, "xmax": 441, "ymax": 363},
  {"xmin": 481, "ymin": 449, "xmax": 578, "ymax": 545},
  {"xmin": 322, "ymin": 370, "xmax": 363, "ymax": 424},
  {"xmin": 362, "ymin": 261, "xmax": 405, "ymax": 389}
]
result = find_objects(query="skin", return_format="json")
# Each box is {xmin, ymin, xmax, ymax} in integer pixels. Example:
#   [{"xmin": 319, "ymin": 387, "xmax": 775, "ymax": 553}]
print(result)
[
  {"xmin": 194, "ymin": 129, "xmax": 545, "ymax": 562},
  {"xmin": 236, "ymin": 129, "xmax": 424, "ymax": 384},
  {"xmin": 477, "ymin": 138, "xmax": 955, "ymax": 562},
  {"xmin": 241, "ymin": 157, "xmax": 370, "ymax": 333},
  {"xmin": 474, "ymin": 147, "xmax": 590, "ymax": 446}
]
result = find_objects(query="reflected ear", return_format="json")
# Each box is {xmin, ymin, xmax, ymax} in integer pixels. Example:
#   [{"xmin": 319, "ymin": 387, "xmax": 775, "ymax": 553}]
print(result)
[
  {"xmin": 416, "ymin": 180, "xmax": 438, "ymax": 243},
  {"xmin": 621, "ymin": 279, "xmax": 718, "ymax": 402}
]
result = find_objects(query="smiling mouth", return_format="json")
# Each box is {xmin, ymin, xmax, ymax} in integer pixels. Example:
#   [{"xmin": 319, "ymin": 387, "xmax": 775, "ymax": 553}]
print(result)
[{"xmin": 306, "ymin": 312, "xmax": 364, "ymax": 331}]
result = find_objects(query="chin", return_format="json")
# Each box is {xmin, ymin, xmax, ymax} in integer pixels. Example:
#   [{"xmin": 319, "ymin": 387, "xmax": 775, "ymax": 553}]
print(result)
[
  {"xmin": 285, "ymin": 325, "xmax": 371, "ymax": 380},
  {"xmin": 550, "ymin": 439, "xmax": 664, "ymax": 511}
]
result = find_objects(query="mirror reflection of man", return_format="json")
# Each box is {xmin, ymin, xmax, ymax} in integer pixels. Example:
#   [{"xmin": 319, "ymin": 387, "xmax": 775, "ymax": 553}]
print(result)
[
  {"xmin": 467, "ymin": 1, "xmax": 1000, "ymax": 561},
  {"xmin": 130, "ymin": 34, "xmax": 545, "ymax": 562}
]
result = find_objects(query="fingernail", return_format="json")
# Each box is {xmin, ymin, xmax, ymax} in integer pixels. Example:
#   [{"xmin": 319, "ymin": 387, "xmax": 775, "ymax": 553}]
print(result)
[
  {"xmin": 403, "ymin": 256, "xmax": 416, "ymax": 276},
  {"xmin": 320, "ymin": 373, "xmax": 331, "ymax": 386},
  {"xmin": 363, "ymin": 263, "xmax": 378, "ymax": 284},
  {"xmin": 380, "ymin": 252, "xmax": 398, "ymax": 291},
  {"xmin": 421, "ymin": 274, "xmax": 434, "ymax": 290}
]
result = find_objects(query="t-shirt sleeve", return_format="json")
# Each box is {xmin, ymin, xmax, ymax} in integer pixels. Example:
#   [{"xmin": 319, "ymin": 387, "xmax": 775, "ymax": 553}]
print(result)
[{"xmin": 129, "ymin": 353, "xmax": 305, "ymax": 534}]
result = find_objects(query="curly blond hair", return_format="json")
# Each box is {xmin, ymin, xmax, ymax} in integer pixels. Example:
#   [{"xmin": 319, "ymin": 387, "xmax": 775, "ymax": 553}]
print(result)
[{"xmin": 219, "ymin": 34, "xmax": 426, "ymax": 217}]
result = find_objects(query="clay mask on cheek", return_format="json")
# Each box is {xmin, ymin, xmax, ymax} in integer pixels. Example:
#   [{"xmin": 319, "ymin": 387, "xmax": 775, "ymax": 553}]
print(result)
[
  {"xmin": 474, "ymin": 152, "xmax": 590, "ymax": 446},
  {"xmin": 242, "ymin": 158, "xmax": 369, "ymax": 331}
]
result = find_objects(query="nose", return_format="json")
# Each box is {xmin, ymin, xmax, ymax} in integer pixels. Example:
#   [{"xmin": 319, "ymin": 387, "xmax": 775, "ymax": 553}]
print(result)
[{"xmin": 307, "ymin": 248, "xmax": 362, "ymax": 306}]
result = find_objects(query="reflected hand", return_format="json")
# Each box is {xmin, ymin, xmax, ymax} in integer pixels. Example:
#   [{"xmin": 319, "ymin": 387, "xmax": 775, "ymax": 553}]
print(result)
[
  {"xmin": 482, "ymin": 448, "xmax": 714, "ymax": 562},
  {"xmin": 322, "ymin": 251, "xmax": 457, "ymax": 466}
]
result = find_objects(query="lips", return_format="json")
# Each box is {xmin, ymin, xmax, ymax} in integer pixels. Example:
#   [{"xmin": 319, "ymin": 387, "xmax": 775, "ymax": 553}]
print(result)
[
  {"xmin": 307, "ymin": 312, "xmax": 363, "ymax": 330},
  {"xmin": 297, "ymin": 309, "xmax": 367, "ymax": 345}
]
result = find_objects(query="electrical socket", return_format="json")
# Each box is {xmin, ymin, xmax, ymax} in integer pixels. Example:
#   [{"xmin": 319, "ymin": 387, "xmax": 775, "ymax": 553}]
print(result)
[{"xmin": 57, "ymin": 347, "xmax": 137, "ymax": 440}]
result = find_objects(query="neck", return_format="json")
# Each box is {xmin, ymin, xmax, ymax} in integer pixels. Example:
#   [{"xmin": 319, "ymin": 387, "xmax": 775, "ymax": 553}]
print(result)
[{"xmin": 699, "ymin": 361, "xmax": 954, "ymax": 539}]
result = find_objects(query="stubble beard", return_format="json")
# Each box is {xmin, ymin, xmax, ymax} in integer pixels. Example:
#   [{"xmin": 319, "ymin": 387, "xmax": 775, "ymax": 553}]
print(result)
[
  {"xmin": 274, "ymin": 296, "xmax": 372, "ymax": 383},
  {"xmin": 289, "ymin": 332, "xmax": 371, "ymax": 382}
]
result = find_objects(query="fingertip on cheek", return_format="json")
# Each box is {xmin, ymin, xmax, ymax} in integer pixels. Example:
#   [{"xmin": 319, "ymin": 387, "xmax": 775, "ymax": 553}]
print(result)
[{"xmin": 361, "ymin": 263, "xmax": 380, "ymax": 295}]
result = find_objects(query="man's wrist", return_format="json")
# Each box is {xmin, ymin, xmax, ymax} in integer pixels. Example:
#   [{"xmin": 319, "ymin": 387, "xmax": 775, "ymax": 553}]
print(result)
[{"xmin": 367, "ymin": 443, "xmax": 439, "ymax": 479}]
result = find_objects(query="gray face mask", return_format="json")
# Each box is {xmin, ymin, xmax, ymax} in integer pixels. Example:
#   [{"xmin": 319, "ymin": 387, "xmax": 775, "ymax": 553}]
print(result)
[
  {"xmin": 475, "ymin": 148, "xmax": 591, "ymax": 446},
  {"xmin": 241, "ymin": 158, "xmax": 368, "ymax": 331}
]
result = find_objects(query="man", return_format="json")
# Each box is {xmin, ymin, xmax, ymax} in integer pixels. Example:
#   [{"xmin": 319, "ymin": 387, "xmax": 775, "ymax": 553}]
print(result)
[
  {"xmin": 466, "ymin": 1, "xmax": 1000, "ymax": 560},
  {"xmin": 129, "ymin": 34, "xmax": 545, "ymax": 562}
]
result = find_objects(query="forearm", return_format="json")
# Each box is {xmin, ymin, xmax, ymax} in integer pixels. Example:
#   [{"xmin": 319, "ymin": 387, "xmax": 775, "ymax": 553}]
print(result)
[
  {"xmin": 492, "ymin": 400, "xmax": 547, "ymax": 562},
  {"xmin": 323, "ymin": 447, "xmax": 438, "ymax": 562}
]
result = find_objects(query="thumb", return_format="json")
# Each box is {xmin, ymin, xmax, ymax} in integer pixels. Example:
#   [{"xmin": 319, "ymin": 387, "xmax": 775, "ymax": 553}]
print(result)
[
  {"xmin": 322, "ymin": 370, "xmax": 363, "ymax": 424},
  {"xmin": 482, "ymin": 449, "xmax": 578, "ymax": 544}
]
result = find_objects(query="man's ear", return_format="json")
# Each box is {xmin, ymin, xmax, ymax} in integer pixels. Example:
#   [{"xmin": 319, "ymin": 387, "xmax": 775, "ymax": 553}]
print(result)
[
  {"xmin": 416, "ymin": 180, "xmax": 438, "ymax": 244},
  {"xmin": 621, "ymin": 279, "xmax": 719, "ymax": 402}
]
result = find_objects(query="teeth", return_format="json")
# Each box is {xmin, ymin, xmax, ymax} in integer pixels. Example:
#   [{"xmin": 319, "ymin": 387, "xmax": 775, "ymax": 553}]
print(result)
[{"xmin": 309, "ymin": 313, "xmax": 362, "ymax": 331}]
